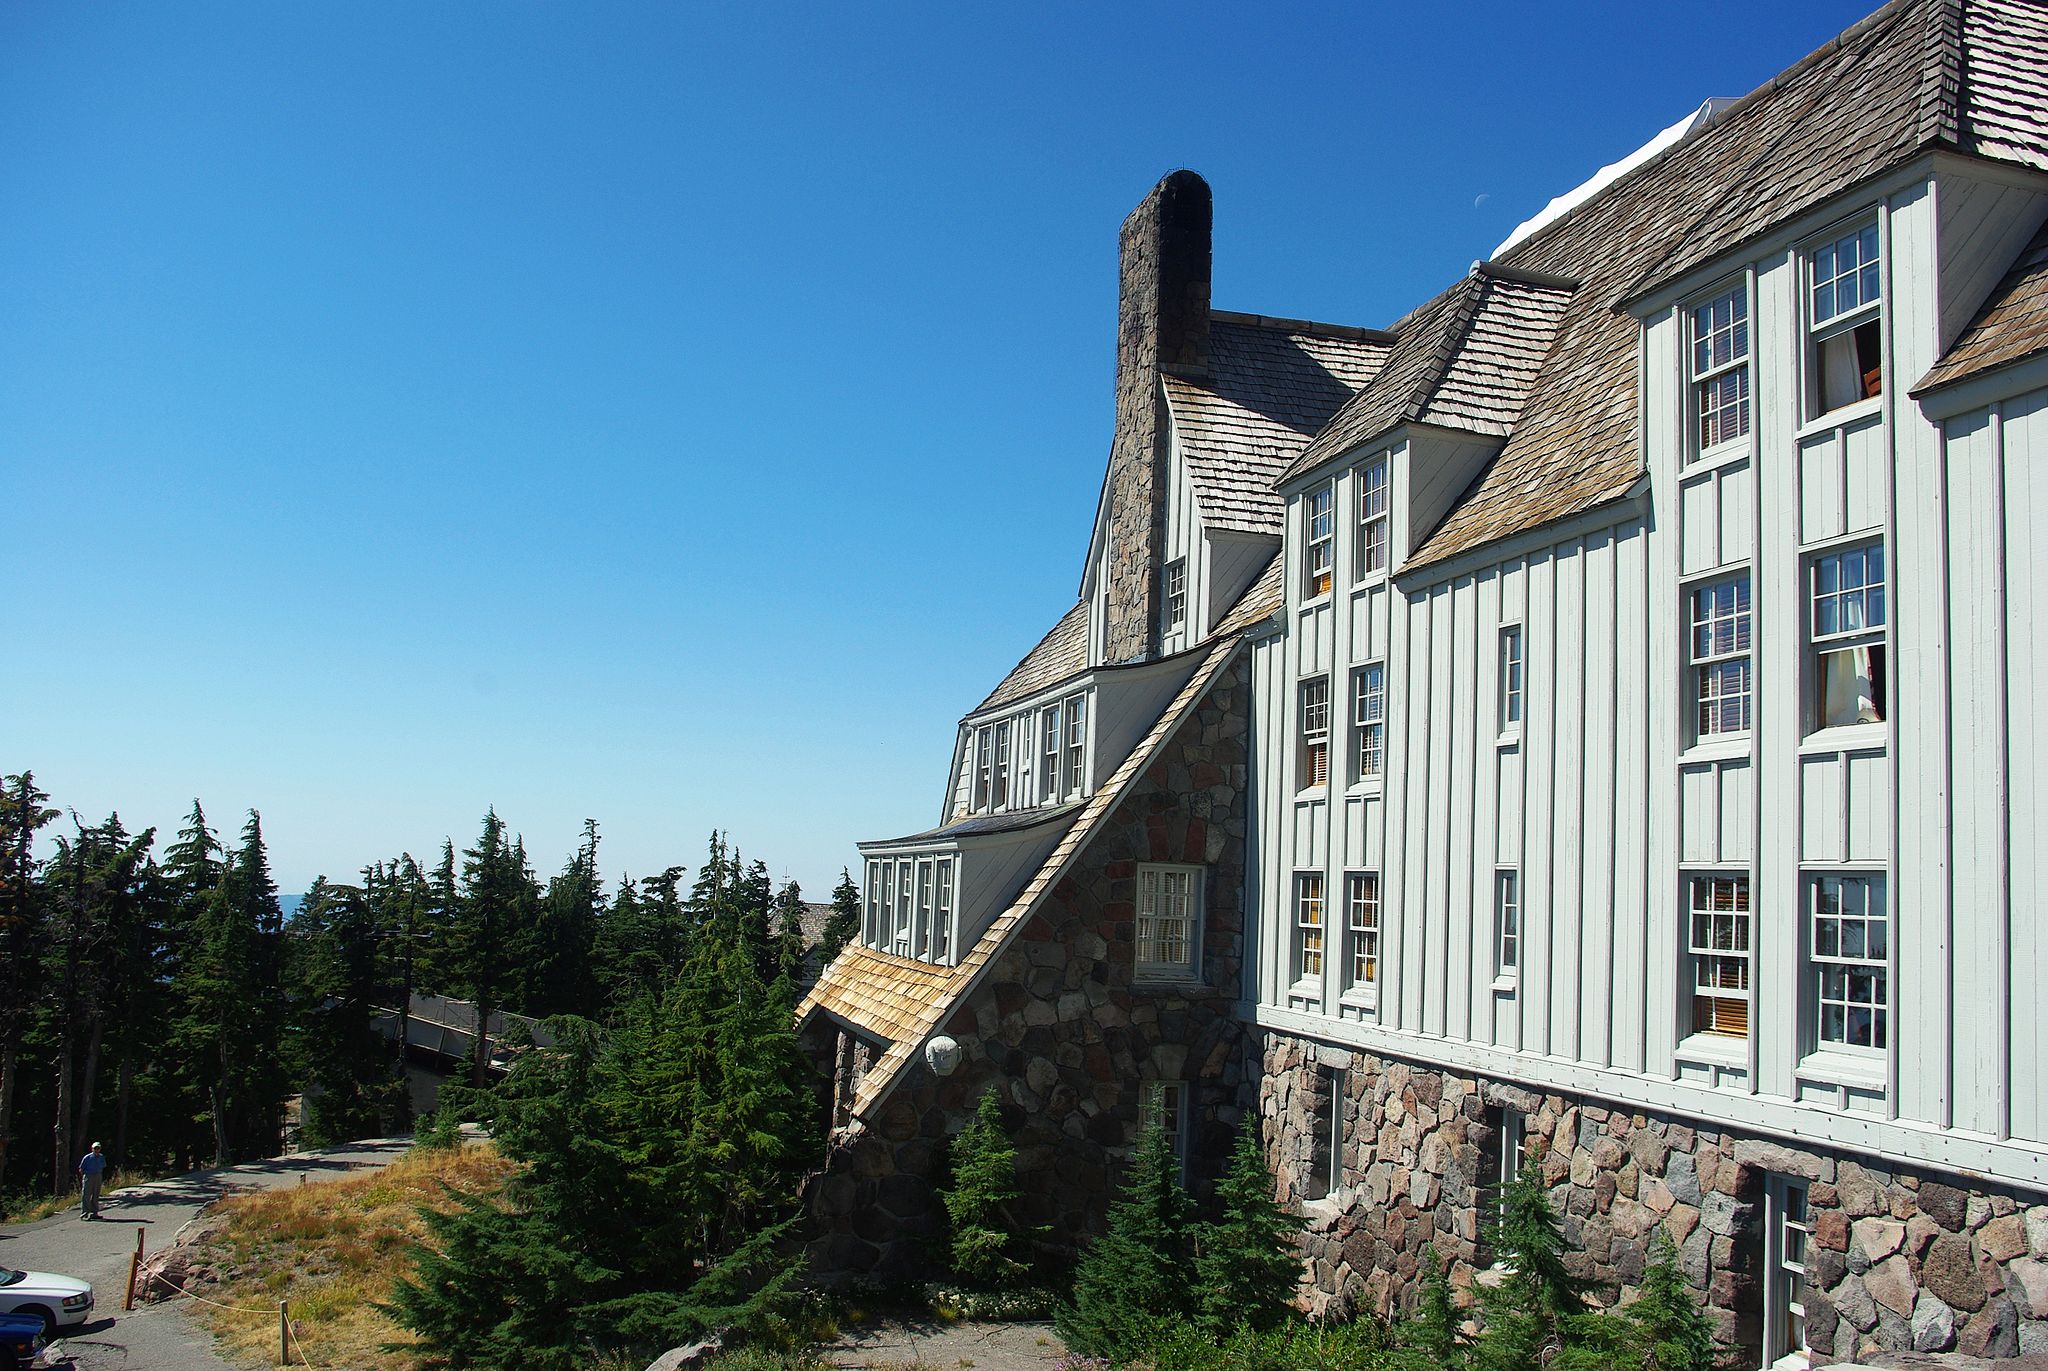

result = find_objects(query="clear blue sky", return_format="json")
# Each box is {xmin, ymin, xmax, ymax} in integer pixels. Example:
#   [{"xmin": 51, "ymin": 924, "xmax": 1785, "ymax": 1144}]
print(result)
[{"xmin": 4, "ymin": 1, "xmax": 1876, "ymax": 899}]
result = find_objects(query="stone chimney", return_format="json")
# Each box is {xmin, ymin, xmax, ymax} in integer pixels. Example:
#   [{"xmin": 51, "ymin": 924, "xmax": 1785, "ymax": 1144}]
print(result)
[{"xmin": 1102, "ymin": 170, "xmax": 1211, "ymax": 665}]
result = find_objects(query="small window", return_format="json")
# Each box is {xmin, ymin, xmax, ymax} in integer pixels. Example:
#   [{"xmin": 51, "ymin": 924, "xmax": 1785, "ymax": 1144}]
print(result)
[
  {"xmin": 1163, "ymin": 558, "xmax": 1188, "ymax": 635},
  {"xmin": 1690, "ymin": 575, "xmax": 1752, "ymax": 739},
  {"xmin": 1147, "ymin": 1081, "xmax": 1188, "ymax": 1175},
  {"xmin": 1809, "ymin": 542, "xmax": 1886, "ymax": 731},
  {"xmin": 1136, "ymin": 864, "xmax": 1202, "ymax": 981},
  {"xmin": 1500, "ymin": 626, "xmax": 1523, "ymax": 731},
  {"xmin": 893, "ymin": 857, "xmax": 915, "ymax": 957},
  {"xmin": 1038, "ymin": 706, "xmax": 1061, "ymax": 803},
  {"xmin": 1811, "ymin": 873, "xmax": 1887, "ymax": 1052},
  {"xmin": 1689, "ymin": 283, "xmax": 1751, "ymax": 459},
  {"xmin": 991, "ymin": 720, "xmax": 1011, "ymax": 809},
  {"xmin": 878, "ymin": 860, "xmax": 897, "ymax": 951},
  {"xmin": 1294, "ymin": 872, "xmax": 1325, "ymax": 983},
  {"xmin": 932, "ymin": 858, "xmax": 954, "ymax": 963},
  {"xmin": 1063, "ymin": 693, "xmax": 1087, "ymax": 800},
  {"xmin": 1810, "ymin": 221, "xmax": 1883, "ymax": 415},
  {"xmin": 1304, "ymin": 484, "xmax": 1335, "ymax": 599},
  {"xmin": 1307, "ymin": 1066, "xmax": 1345, "ymax": 1200},
  {"xmin": 972, "ymin": 726, "xmax": 993, "ymax": 810},
  {"xmin": 1356, "ymin": 459, "xmax": 1389, "ymax": 576},
  {"xmin": 1767, "ymin": 1177, "xmax": 1812, "ymax": 1366},
  {"xmin": 1300, "ymin": 677, "xmax": 1330, "ymax": 789},
  {"xmin": 864, "ymin": 860, "xmax": 883, "ymax": 948},
  {"xmin": 1344, "ymin": 872, "xmax": 1379, "ymax": 992},
  {"xmin": 1495, "ymin": 870, "xmax": 1520, "ymax": 978},
  {"xmin": 1688, "ymin": 874, "xmax": 1752, "ymax": 1038},
  {"xmin": 1351, "ymin": 663, "xmax": 1385, "ymax": 782},
  {"xmin": 915, "ymin": 858, "xmax": 935, "ymax": 960},
  {"xmin": 1494, "ymin": 1106, "xmax": 1526, "ymax": 1192}
]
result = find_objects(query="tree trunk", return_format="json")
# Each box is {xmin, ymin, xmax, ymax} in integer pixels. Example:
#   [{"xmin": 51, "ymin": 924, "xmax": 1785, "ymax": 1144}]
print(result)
[
  {"xmin": 52, "ymin": 1045, "xmax": 73, "ymax": 1196},
  {"xmin": 76, "ymin": 1015, "xmax": 103, "ymax": 1158},
  {"xmin": 0, "ymin": 1037, "xmax": 16, "ymax": 1184},
  {"xmin": 114, "ymin": 1054, "xmax": 134, "ymax": 1170},
  {"xmin": 209, "ymin": 1076, "xmax": 229, "ymax": 1168},
  {"xmin": 468, "ymin": 993, "xmax": 493, "ymax": 1087}
]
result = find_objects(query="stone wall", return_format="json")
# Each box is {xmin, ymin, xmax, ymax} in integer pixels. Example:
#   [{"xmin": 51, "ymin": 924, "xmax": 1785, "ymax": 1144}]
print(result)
[
  {"xmin": 802, "ymin": 655, "xmax": 1255, "ymax": 1278},
  {"xmin": 1102, "ymin": 169, "xmax": 1210, "ymax": 666},
  {"xmin": 1262, "ymin": 1032, "xmax": 2048, "ymax": 1364}
]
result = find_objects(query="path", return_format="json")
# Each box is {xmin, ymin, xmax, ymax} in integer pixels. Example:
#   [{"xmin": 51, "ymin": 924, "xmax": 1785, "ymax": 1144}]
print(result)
[
  {"xmin": 0, "ymin": 1139, "xmax": 412, "ymax": 1371},
  {"xmin": 823, "ymin": 1318, "xmax": 1069, "ymax": 1370}
]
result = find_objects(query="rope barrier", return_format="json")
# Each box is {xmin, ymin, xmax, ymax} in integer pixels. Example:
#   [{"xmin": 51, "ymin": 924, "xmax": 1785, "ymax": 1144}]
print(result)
[
  {"xmin": 284, "ymin": 1311, "xmax": 328, "ymax": 1371},
  {"xmin": 137, "ymin": 1265, "xmax": 331, "ymax": 1367}
]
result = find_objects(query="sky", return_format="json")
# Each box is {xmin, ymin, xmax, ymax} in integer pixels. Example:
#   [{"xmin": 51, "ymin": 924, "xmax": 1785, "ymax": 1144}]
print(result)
[{"xmin": 3, "ymin": 0, "xmax": 1879, "ymax": 900}]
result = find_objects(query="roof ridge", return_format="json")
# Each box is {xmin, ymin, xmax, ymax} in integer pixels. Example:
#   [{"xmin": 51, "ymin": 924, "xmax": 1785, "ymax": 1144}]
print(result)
[
  {"xmin": 1400, "ymin": 272, "xmax": 1492, "ymax": 421},
  {"xmin": 1920, "ymin": 0, "xmax": 1964, "ymax": 147},
  {"xmin": 1208, "ymin": 309, "xmax": 1397, "ymax": 343}
]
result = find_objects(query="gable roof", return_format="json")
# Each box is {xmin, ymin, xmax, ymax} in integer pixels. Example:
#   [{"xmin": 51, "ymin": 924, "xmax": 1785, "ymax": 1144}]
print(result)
[
  {"xmin": 1915, "ymin": 216, "xmax": 2048, "ymax": 393},
  {"xmin": 975, "ymin": 599, "xmax": 1089, "ymax": 713},
  {"xmin": 1166, "ymin": 315, "xmax": 1391, "ymax": 536},
  {"xmin": 1279, "ymin": 268, "xmax": 1576, "ymax": 486},
  {"xmin": 1376, "ymin": 0, "xmax": 2048, "ymax": 574}
]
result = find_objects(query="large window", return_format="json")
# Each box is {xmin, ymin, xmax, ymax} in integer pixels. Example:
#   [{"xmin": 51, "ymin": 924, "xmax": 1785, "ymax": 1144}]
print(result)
[
  {"xmin": 1689, "ymin": 283, "xmax": 1751, "ymax": 458},
  {"xmin": 1690, "ymin": 575, "xmax": 1752, "ymax": 739},
  {"xmin": 1809, "ymin": 541, "xmax": 1886, "ymax": 731},
  {"xmin": 1811, "ymin": 873, "xmax": 1887, "ymax": 1053},
  {"xmin": 1356, "ymin": 459, "xmax": 1389, "ymax": 576},
  {"xmin": 864, "ymin": 855, "xmax": 956, "ymax": 964},
  {"xmin": 1294, "ymin": 872, "xmax": 1325, "ymax": 984},
  {"xmin": 1304, "ymin": 484, "xmax": 1335, "ymax": 599},
  {"xmin": 1163, "ymin": 558, "xmax": 1187, "ymax": 635},
  {"xmin": 1136, "ymin": 864, "xmax": 1202, "ymax": 981},
  {"xmin": 1300, "ymin": 677, "xmax": 1330, "ymax": 790},
  {"xmin": 1351, "ymin": 664, "xmax": 1385, "ymax": 782},
  {"xmin": 1810, "ymin": 220, "xmax": 1883, "ymax": 415},
  {"xmin": 1688, "ymin": 875, "xmax": 1752, "ymax": 1039},
  {"xmin": 1344, "ymin": 872, "xmax": 1379, "ymax": 993},
  {"xmin": 1495, "ymin": 870, "xmax": 1520, "ymax": 980},
  {"xmin": 1500, "ymin": 626, "xmax": 1523, "ymax": 732}
]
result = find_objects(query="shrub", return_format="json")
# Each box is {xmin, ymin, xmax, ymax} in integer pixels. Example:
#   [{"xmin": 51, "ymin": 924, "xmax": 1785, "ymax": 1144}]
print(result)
[
  {"xmin": 1194, "ymin": 1115, "xmax": 1303, "ymax": 1336},
  {"xmin": 1055, "ymin": 1118, "xmax": 1197, "ymax": 1361},
  {"xmin": 941, "ymin": 1086, "xmax": 1031, "ymax": 1285}
]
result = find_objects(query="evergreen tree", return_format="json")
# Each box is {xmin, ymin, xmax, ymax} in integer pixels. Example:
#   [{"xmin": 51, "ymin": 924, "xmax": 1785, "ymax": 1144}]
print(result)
[
  {"xmin": 1554, "ymin": 1233, "xmax": 1718, "ymax": 1371},
  {"xmin": 526, "ymin": 820, "xmax": 602, "ymax": 1018},
  {"xmin": 942, "ymin": 1086, "xmax": 1030, "ymax": 1286},
  {"xmin": 770, "ymin": 879, "xmax": 806, "ymax": 990},
  {"xmin": 821, "ymin": 868, "xmax": 860, "ymax": 963},
  {"xmin": 290, "ymin": 877, "xmax": 405, "ymax": 1145},
  {"xmin": 449, "ymin": 812, "xmax": 519, "ymax": 1085},
  {"xmin": 1394, "ymin": 1249, "xmax": 1467, "ymax": 1371},
  {"xmin": 0, "ymin": 773, "xmax": 57, "ymax": 1187},
  {"xmin": 1056, "ymin": 1118, "xmax": 1198, "ymax": 1361},
  {"xmin": 1194, "ymin": 1114, "xmax": 1300, "ymax": 1335},
  {"xmin": 1474, "ymin": 1142, "xmax": 1590, "ymax": 1371}
]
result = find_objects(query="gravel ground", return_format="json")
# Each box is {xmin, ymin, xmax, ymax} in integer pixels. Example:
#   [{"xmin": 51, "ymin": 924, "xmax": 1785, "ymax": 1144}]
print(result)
[
  {"xmin": 0, "ymin": 1140, "xmax": 413, "ymax": 1371},
  {"xmin": 821, "ymin": 1319, "xmax": 1070, "ymax": 1370}
]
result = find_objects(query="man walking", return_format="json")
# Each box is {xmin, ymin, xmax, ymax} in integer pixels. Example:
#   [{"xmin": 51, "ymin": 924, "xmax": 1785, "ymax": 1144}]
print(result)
[{"xmin": 77, "ymin": 1142, "xmax": 106, "ymax": 1220}]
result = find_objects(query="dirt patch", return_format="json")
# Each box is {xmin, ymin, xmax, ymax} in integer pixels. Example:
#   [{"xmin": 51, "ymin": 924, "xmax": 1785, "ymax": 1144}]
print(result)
[{"xmin": 821, "ymin": 1319, "xmax": 1069, "ymax": 1370}]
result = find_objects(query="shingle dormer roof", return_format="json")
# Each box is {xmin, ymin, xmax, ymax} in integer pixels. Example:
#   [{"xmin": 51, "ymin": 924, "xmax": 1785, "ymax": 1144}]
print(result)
[
  {"xmin": 1915, "ymin": 217, "xmax": 2048, "ymax": 393},
  {"xmin": 1278, "ymin": 268, "xmax": 1576, "ymax": 488},
  {"xmin": 1165, "ymin": 315, "xmax": 1391, "ymax": 536},
  {"xmin": 974, "ymin": 599, "xmax": 1088, "ymax": 713},
  {"xmin": 1398, "ymin": 0, "xmax": 2048, "ymax": 575}
]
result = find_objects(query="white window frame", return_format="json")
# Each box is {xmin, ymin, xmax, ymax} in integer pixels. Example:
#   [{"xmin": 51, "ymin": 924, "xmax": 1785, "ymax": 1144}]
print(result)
[
  {"xmin": 1495, "ymin": 1105, "xmax": 1526, "ymax": 1192},
  {"xmin": 1494, "ymin": 869, "xmax": 1520, "ymax": 985},
  {"xmin": 1807, "ymin": 540, "xmax": 1887, "ymax": 733},
  {"xmin": 1303, "ymin": 483, "xmax": 1335, "ymax": 600},
  {"xmin": 1135, "ymin": 863, "xmax": 1203, "ymax": 983},
  {"xmin": 1299, "ymin": 676, "xmax": 1330, "ymax": 791},
  {"xmin": 1765, "ymin": 1175, "xmax": 1812, "ymax": 1369},
  {"xmin": 1062, "ymin": 692, "xmax": 1087, "ymax": 800},
  {"xmin": 1351, "ymin": 663, "xmax": 1384, "ymax": 783},
  {"xmin": 864, "ymin": 860, "xmax": 883, "ymax": 948},
  {"xmin": 932, "ymin": 857, "xmax": 955, "ymax": 963},
  {"xmin": 1294, "ymin": 871, "xmax": 1325, "ymax": 988},
  {"xmin": 1146, "ymin": 1080, "xmax": 1189, "ymax": 1181},
  {"xmin": 1688, "ymin": 280, "xmax": 1752, "ymax": 462},
  {"xmin": 1343, "ymin": 871, "xmax": 1378, "ymax": 999},
  {"xmin": 991, "ymin": 719, "xmax": 1011, "ymax": 810},
  {"xmin": 893, "ymin": 857, "xmax": 915, "ymax": 957},
  {"xmin": 1307, "ymin": 1065, "xmax": 1346, "ymax": 1201},
  {"xmin": 1355, "ymin": 457, "xmax": 1389, "ymax": 577},
  {"xmin": 1687, "ymin": 873, "xmax": 1752, "ymax": 1041},
  {"xmin": 1689, "ymin": 573, "xmax": 1752, "ymax": 741},
  {"xmin": 972, "ymin": 724, "xmax": 994, "ymax": 811},
  {"xmin": 1808, "ymin": 872, "xmax": 1888, "ymax": 1056},
  {"xmin": 1038, "ymin": 706, "xmax": 1061, "ymax": 804},
  {"xmin": 1163, "ymin": 558, "xmax": 1187, "ymax": 636},
  {"xmin": 1499, "ymin": 625, "xmax": 1523, "ymax": 733},
  {"xmin": 1807, "ymin": 218, "xmax": 1883, "ymax": 418}
]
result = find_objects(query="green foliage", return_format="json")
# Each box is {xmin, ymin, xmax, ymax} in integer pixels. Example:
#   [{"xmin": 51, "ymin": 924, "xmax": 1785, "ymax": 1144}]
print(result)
[
  {"xmin": 1554, "ymin": 1232, "xmax": 1718, "ymax": 1371},
  {"xmin": 1195, "ymin": 1115, "xmax": 1302, "ymax": 1336},
  {"xmin": 1473, "ymin": 1142, "xmax": 1591, "ymax": 1371},
  {"xmin": 941, "ymin": 1087, "xmax": 1030, "ymax": 1285},
  {"xmin": 1056, "ymin": 1118, "xmax": 1197, "ymax": 1361},
  {"xmin": 820, "ymin": 869, "xmax": 860, "ymax": 963},
  {"xmin": 1139, "ymin": 1316, "xmax": 1392, "ymax": 1371},
  {"xmin": 1392, "ymin": 1250, "xmax": 1465, "ymax": 1371}
]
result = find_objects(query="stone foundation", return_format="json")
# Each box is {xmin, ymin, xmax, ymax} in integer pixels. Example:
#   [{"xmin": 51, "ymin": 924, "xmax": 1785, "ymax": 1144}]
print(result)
[{"xmin": 1261, "ymin": 1031, "xmax": 2048, "ymax": 1364}]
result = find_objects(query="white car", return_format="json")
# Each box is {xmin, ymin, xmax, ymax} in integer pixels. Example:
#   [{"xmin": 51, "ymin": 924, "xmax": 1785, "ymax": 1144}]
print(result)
[{"xmin": 0, "ymin": 1266, "xmax": 93, "ymax": 1336}]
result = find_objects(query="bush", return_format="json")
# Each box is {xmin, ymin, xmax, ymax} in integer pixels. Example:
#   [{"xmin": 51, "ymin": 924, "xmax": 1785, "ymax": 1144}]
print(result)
[
  {"xmin": 1055, "ymin": 1119, "xmax": 1197, "ymax": 1361},
  {"xmin": 941, "ymin": 1086, "xmax": 1032, "ymax": 1285},
  {"xmin": 1195, "ymin": 1116, "xmax": 1303, "ymax": 1336}
]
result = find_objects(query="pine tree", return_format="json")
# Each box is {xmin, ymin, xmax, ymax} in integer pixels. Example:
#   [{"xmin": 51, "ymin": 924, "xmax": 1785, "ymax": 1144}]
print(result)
[
  {"xmin": 0, "ymin": 773, "xmax": 57, "ymax": 1187},
  {"xmin": 770, "ymin": 879, "xmax": 806, "ymax": 990},
  {"xmin": 942, "ymin": 1086, "xmax": 1030, "ymax": 1286},
  {"xmin": 290, "ymin": 877, "xmax": 405, "ymax": 1145},
  {"xmin": 821, "ymin": 868, "xmax": 860, "ymax": 963},
  {"xmin": 1474, "ymin": 1142, "xmax": 1590, "ymax": 1371},
  {"xmin": 1194, "ymin": 1114, "xmax": 1300, "ymax": 1335},
  {"xmin": 1056, "ymin": 1118, "xmax": 1197, "ymax": 1361},
  {"xmin": 1554, "ymin": 1232, "xmax": 1718, "ymax": 1371},
  {"xmin": 527, "ymin": 820, "xmax": 602, "ymax": 1018},
  {"xmin": 1394, "ymin": 1249, "xmax": 1467, "ymax": 1371}
]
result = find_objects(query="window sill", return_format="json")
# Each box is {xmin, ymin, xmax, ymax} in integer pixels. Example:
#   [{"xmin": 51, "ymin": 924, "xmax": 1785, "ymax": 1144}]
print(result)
[
  {"xmin": 1135, "ymin": 971, "xmax": 1208, "ymax": 992},
  {"xmin": 1679, "ymin": 735, "xmax": 1751, "ymax": 766},
  {"xmin": 1294, "ymin": 785, "xmax": 1329, "ymax": 804},
  {"xmin": 1297, "ymin": 594, "xmax": 1333, "ymax": 614},
  {"xmin": 1344, "ymin": 779, "xmax": 1384, "ymax": 798},
  {"xmin": 1496, "ymin": 729, "xmax": 1522, "ymax": 750},
  {"xmin": 1797, "ymin": 722, "xmax": 1887, "ymax": 755},
  {"xmin": 1798, "ymin": 394, "xmax": 1883, "ymax": 439},
  {"xmin": 1349, "ymin": 576, "xmax": 1387, "ymax": 598},
  {"xmin": 1288, "ymin": 977, "xmax": 1323, "ymax": 1003},
  {"xmin": 1683, "ymin": 440, "xmax": 1753, "ymax": 475},
  {"xmin": 1675, "ymin": 1031, "xmax": 1747, "ymax": 1067},
  {"xmin": 1339, "ymin": 987, "xmax": 1378, "ymax": 1012},
  {"xmin": 1491, "ymin": 974, "xmax": 1519, "ymax": 995},
  {"xmin": 1795, "ymin": 1049, "xmax": 1886, "ymax": 1091}
]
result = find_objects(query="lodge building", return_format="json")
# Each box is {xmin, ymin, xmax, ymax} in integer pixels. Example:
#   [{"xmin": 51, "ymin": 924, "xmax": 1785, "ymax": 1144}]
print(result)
[{"xmin": 794, "ymin": 0, "xmax": 2048, "ymax": 1362}]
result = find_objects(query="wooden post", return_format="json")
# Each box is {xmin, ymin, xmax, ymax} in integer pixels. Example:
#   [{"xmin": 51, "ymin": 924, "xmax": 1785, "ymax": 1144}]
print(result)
[
  {"xmin": 279, "ymin": 1301, "xmax": 289, "ymax": 1367},
  {"xmin": 123, "ymin": 1227, "xmax": 144, "ymax": 1309}
]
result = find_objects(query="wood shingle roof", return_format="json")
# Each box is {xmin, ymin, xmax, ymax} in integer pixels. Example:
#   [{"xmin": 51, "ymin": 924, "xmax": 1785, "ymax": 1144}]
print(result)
[{"xmin": 1916, "ymin": 217, "xmax": 2048, "ymax": 392}]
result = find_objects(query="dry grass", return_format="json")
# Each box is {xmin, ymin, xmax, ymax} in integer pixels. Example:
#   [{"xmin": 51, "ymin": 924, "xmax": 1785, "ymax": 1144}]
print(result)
[{"xmin": 184, "ymin": 1143, "xmax": 517, "ymax": 1371}]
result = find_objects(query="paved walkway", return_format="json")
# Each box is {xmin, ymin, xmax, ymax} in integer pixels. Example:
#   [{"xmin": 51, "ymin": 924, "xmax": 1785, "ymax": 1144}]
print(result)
[
  {"xmin": 823, "ymin": 1319, "xmax": 1069, "ymax": 1370},
  {"xmin": 0, "ymin": 1140, "xmax": 412, "ymax": 1371}
]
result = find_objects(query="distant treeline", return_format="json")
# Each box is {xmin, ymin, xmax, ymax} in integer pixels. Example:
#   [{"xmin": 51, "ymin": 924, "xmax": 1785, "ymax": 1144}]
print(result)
[{"xmin": 0, "ymin": 770, "xmax": 860, "ymax": 1198}]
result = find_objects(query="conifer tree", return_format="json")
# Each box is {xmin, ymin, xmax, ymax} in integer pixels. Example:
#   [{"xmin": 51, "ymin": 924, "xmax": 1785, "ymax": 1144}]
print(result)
[
  {"xmin": 527, "ymin": 820, "xmax": 602, "ymax": 1018},
  {"xmin": 771, "ymin": 878, "xmax": 806, "ymax": 990},
  {"xmin": 1474, "ymin": 1142, "xmax": 1590, "ymax": 1371},
  {"xmin": 0, "ymin": 773, "xmax": 57, "ymax": 1186},
  {"xmin": 942, "ymin": 1086, "xmax": 1029, "ymax": 1286},
  {"xmin": 1554, "ymin": 1232, "xmax": 1718, "ymax": 1371},
  {"xmin": 290, "ymin": 877, "xmax": 405, "ymax": 1144},
  {"xmin": 821, "ymin": 868, "xmax": 861, "ymax": 963},
  {"xmin": 1394, "ymin": 1249, "xmax": 1467, "ymax": 1370},
  {"xmin": 1056, "ymin": 1117, "xmax": 1197, "ymax": 1361},
  {"xmin": 1194, "ymin": 1114, "xmax": 1300, "ymax": 1335}
]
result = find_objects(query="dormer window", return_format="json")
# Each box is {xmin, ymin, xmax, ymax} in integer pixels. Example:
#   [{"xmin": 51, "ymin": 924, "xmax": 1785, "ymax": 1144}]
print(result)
[
  {"xmin": 1163, "ymin": 559, "xmax": 1187, "ymax": 635},
  {"xmin": 1063, "ymin": 693, "xmax": 1087, "ymax": 798},
  {"xmin": 1304, "ymin": 484, "xmax": 1335, "ymax": 599},
  {"xmin": 1689, "ymin": 283, "xmax": 1750, "ymax": 460},
  {"xmin": 991, "ymin": 720, "xmax": 1011, "ymax": 808},
  {"xmin": 1356, "ymin": 459, "xmax": 1389, "ymax": 576},
  {"xmin": 1038, "ymin": 706, "xmax": 1061, "ymax": 803},
  {"xmin": 1810, "ymin": 220, "xmax": 1883, "ymax": 416}
]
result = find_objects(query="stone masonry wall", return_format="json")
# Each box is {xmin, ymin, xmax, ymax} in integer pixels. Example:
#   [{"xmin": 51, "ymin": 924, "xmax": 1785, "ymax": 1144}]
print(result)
[
  {"xmin": 1102, "ymin": 169, "xmax": 1210, "ymax": 666},
  {"xmin": 1263, "ymin": 1032, "xmax": 2048, "ymax": 1364},
  {"xmin": 802, "ymin": 655, "xmax": 1255, "ymax": 1279}
]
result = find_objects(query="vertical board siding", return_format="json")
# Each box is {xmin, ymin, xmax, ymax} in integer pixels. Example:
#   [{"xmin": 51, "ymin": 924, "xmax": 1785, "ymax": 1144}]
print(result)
[{"xmin": 2003, "ymin": 390, "xmax": 2047, "ymax": 1143}]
